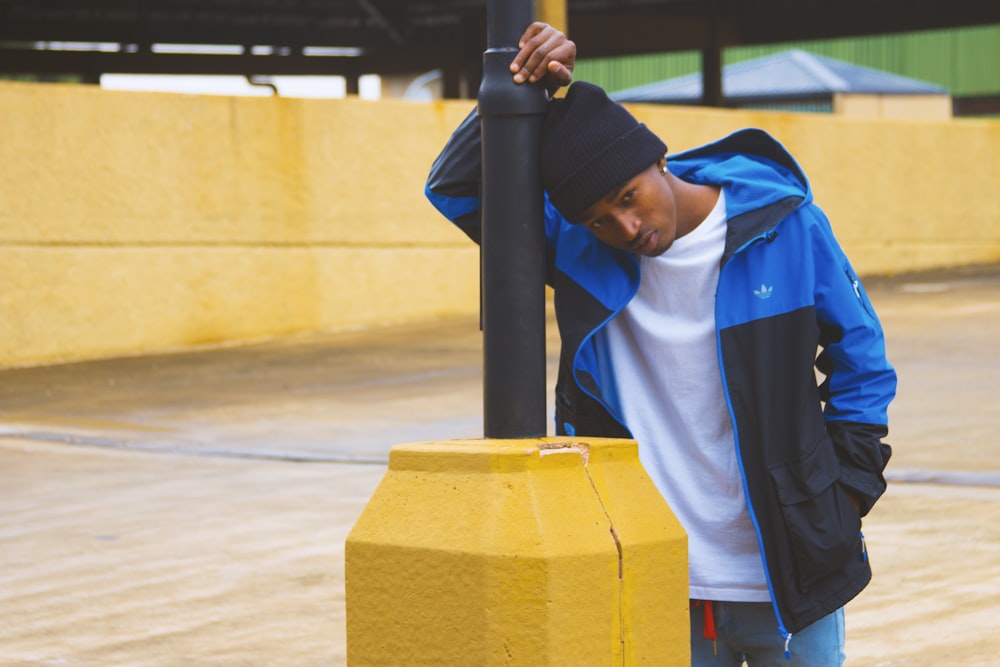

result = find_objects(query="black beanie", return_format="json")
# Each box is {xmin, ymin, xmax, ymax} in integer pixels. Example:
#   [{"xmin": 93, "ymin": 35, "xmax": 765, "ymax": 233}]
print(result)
[{"xmin": 541, "ymin": 81, "xmax": 667, "ymax": 223}]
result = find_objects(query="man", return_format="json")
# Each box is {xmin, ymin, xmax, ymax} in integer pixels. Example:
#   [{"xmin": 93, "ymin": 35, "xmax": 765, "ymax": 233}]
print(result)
[{"xmin": 425, "ymin": 23, "xmax": 896, "ymax": 666}]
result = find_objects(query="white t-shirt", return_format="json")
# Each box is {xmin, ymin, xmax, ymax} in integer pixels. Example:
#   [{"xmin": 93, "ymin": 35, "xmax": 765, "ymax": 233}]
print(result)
[{"xmin": 596, "ymin": 189, "xmax": 769, "ymax": 601}]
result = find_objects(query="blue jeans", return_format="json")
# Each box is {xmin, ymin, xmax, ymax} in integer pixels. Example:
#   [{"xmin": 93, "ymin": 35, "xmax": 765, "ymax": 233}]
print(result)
[{"xmin": 690, "ymin": 600, "xmax": 845, "ymax": 667}]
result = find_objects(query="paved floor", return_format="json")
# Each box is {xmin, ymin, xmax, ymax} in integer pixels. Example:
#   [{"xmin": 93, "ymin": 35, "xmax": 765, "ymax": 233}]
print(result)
[{"xmin": 2, "ymin": 264, "xmax": 999, "ymax": 666}]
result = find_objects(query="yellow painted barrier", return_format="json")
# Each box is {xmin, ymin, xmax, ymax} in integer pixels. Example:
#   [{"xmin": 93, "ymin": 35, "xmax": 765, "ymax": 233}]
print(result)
[
  {"xmin": 2, "ymin": 79, "xmax": 998, "ymax": 367},
  {"xmin": 345, "ymin": 437, "xmax": 689, "ymax": 665}
]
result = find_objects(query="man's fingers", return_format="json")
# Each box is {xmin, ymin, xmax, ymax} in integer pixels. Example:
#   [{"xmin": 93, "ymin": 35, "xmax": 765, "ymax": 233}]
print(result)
[
  {"xmin": 511, "ymin": 25, "xmax": 572, "ymax": 84},
  {"xmin": 517, "ymin": 21, "xmax": 547, "ymax": 49},
  {"xmin": 546, "ymin": 42, "xmax": 575, "ymax": 72},
  {"xmin": 520, "ymin": 41, "xmax": 555, "ymax": 82},
  {"xmin": 547, "ymin": 61, "xmax": 573, "ymax": 86},
  {"xmin": 509, "ymin": 22, "xmax": 549, "ymax": 74}
]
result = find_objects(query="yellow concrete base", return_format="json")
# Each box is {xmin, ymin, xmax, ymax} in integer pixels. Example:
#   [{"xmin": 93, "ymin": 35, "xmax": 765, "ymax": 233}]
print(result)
[{"xmin": 345, "ymin": 437, "xmax": 689, "ymax": 666}]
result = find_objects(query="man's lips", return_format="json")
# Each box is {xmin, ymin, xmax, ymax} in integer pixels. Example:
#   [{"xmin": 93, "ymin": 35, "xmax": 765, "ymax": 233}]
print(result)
[{"xmin": 631, "ymin": 230, "xmax": 658, "ymax": 254}]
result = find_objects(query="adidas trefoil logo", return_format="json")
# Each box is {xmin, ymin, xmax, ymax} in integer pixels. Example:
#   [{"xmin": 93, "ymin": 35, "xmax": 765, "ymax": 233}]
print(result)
[{"xmin": 753, "ymin": 284, "xmax": 774, "ymax": 300}]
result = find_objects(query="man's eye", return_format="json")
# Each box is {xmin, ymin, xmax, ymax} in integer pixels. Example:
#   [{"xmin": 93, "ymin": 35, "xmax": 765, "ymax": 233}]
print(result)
[
  {"xmin": 589, "ymin": 219, "xmax": 604, "ymax": 229},
  {"xmin": 621, "ymin": 189, "xmax": 636, "ymax": 205}
]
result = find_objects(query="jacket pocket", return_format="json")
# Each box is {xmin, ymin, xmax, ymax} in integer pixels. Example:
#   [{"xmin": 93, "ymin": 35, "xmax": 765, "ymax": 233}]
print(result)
[{"xmin": 769, "ymin": 436, "xmax": 861, "ymax": 592}]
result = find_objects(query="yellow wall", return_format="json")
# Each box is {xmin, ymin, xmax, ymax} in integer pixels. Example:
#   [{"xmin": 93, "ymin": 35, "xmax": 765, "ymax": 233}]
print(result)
[
  {"xmin": 0, "ymin": 82, "xmax": 479, "ymax": 366},
  {"xmin": 834, "ymin": 93, "xmax": 953, "ymax": 121},
  {"xmin": 2, "ymin": 81, "xmax": 998, "ymax": 367}
]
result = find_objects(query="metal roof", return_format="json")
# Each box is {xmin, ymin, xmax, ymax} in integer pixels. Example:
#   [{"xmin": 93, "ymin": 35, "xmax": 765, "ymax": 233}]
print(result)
[
  {"xmin": 1, "ymin": 0, "xmax": 997, "ymax": 98},
  {"xmin": 611, "ymin": 49, "xmax": 950, "ymax": 104}
]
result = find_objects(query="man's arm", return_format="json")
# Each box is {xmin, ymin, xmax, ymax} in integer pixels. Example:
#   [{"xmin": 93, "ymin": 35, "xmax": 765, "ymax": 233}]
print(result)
[
  {"xmin": 424, "ymin": 22, "xmax": 576, "ymax": 244},
  {"xmin": 812, "ymin": 211, "xmax": 897, "ymax": 517}
]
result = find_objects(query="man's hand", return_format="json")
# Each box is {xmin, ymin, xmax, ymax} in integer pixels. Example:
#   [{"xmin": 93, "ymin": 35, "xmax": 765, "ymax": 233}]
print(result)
[{"xmin": 509, "ymin": 22, "xmax": 576, "ymax": 93}]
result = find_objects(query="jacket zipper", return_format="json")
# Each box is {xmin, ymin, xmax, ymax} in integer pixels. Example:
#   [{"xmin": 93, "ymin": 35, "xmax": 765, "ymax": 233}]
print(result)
[{"xmin": 714, "ymin": 256, "xmax": 795, "ymax": 654}]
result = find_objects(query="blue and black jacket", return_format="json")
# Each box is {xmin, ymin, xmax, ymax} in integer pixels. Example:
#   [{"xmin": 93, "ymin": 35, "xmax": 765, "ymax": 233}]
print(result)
[{"xmin": 426, "ymin": 108, "xmax": 896, "ymax": 638}]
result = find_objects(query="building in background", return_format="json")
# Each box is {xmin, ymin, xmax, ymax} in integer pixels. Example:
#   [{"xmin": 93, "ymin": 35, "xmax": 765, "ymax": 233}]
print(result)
[
  {"xmin": 575, "ymin": 24, "xmax": 1000, "ymax": 118},
  {"xmin": 610, "ymin": 49, "xmax": 952, "ymax": 120}
]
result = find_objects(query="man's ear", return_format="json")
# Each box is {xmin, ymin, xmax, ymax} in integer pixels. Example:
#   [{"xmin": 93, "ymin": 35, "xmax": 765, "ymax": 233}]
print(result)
[{"xmin": 657, "ymin": 156, "xmax": 667, "ymax": 175}]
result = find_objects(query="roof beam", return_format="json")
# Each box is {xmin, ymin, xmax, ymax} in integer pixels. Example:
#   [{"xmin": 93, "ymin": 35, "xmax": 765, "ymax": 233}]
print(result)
[
  {"xmin": 0, "ymin": 44, "xmax": 459, "ymax": 78},
  {"xmin": 354, "ymin": 0, "xmax": 408, "ymax": 46},
  {"xmin": 0, "ymin": 20, "xmax": 369, "ymax": 49},
  {"xmin": 569, "ymin": 1, "xmax": 1000, "ymax": 58},
  {"xmin": 1, "ymin": 0, "xmax": 997, "ymax": 85},
  {"xmin": 731, "ymin": 1, "xmax": 1000, "ymax": 46}
]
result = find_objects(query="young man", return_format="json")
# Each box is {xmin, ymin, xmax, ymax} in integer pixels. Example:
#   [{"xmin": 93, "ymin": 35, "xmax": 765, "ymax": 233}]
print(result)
[{"xmin": 425, "ymin": 23, "xmax": 896, "ymax": 667}]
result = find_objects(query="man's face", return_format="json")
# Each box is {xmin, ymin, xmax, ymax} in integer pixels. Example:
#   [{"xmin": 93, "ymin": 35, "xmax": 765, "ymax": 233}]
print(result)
[{"xmin": 576, "ymin": 159, "xmax": 676, "ymax": 257}]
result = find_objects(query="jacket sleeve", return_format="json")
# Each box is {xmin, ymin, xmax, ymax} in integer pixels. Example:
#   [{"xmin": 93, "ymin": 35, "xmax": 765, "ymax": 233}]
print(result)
[
  {"xmin": 812, "ymin": 208, "xmax": 897, "ymax": 517},
  {"xmin": 424, "ymin": 105, "xmax": 566, "ymax": 285},
  {"xmin": 425, "ymin": 107, "xmax": 484, "ymax": 245}
]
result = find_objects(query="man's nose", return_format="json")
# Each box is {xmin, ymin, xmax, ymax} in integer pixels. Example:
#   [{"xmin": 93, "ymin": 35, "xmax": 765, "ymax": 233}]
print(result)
[{"xmin": 613, "ymin": 214, "xmax": 641, "ymax": 240}]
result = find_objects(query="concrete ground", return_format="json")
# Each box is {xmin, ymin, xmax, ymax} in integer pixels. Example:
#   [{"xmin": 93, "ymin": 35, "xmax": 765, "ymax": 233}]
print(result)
[{"xmin": 2, "ymin": 264, "xmax": 999, "ymax": 666}]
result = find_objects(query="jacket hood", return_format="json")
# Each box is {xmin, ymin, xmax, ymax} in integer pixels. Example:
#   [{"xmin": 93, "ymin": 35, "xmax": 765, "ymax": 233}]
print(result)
[{"xmin": 668, "ymin": 128, "xmax": 813, "ymax": 219}]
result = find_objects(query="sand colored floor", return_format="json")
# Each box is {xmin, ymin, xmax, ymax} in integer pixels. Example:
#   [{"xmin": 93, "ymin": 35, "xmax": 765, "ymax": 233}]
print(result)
[{"xmin": 3, "ymin": 265, "xmax": 999, "ymax": 666}]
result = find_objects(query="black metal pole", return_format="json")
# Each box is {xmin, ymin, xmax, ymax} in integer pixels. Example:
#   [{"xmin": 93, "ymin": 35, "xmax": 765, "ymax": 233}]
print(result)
[{"xmin": 478, "ymin": 0, "xmax": 549, "ymax": 438}]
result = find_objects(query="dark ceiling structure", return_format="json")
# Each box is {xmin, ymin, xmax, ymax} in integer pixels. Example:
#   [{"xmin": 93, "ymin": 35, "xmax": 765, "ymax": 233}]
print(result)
[{"xmin": 1, "ymin": 0, "xmax": 998, "ymax": 101}]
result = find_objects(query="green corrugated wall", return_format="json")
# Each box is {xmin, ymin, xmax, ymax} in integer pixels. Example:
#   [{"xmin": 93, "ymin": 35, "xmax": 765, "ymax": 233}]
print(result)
[{"xmin": 574, "ymin": 24, "xmax": 1000, "ymax": 98}]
